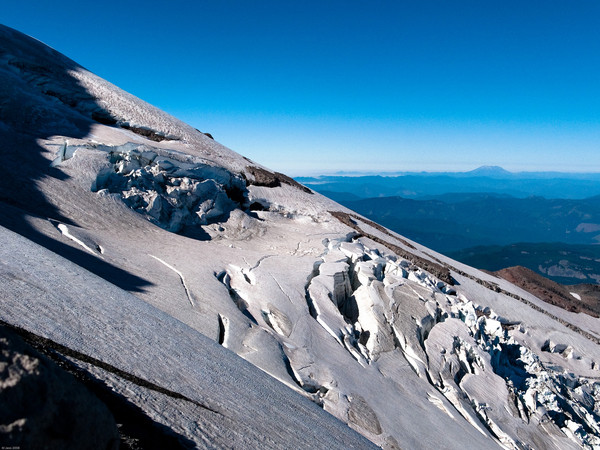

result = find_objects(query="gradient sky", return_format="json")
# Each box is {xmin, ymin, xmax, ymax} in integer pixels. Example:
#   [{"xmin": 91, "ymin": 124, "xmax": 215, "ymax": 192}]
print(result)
[{"xmin": 3, "ymin": 1, "xmax": 600, "ymax": 175}]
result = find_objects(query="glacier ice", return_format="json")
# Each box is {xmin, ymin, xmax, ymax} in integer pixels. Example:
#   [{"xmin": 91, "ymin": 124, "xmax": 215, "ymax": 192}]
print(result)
[{"xmin": 90, "ymin": 142, "xmax": 248, "ymax": 233}]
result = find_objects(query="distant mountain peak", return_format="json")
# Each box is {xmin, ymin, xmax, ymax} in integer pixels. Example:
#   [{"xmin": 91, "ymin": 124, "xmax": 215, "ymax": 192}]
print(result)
[{"xmin": 468, "ymin": 165, "xmax": 512, "ymax": 176}]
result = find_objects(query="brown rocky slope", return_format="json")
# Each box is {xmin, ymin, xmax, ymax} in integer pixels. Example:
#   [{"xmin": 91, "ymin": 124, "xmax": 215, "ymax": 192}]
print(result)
[{"xmin": 494, "ymin": 265, "xmax": 600, "ymax": 318}]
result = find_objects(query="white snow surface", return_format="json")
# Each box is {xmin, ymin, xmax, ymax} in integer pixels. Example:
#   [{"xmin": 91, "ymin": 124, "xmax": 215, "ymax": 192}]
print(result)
[{"xmin": 1, "ymin": 24, "xmax": 599, "ymax": 449}]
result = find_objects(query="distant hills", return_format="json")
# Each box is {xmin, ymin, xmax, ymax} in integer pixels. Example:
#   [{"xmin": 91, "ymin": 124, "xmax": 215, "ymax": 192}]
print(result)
[
  {"xmin": 328, "ymin": 194, "xmax": 600, "ymax": 252},
  {"xmin": 297, "ymin": 166, "xmax": 600, "ymax": 199},
  {"xmin": 452, "ymin": 242, "xmax": 600, "ymax": 285}
]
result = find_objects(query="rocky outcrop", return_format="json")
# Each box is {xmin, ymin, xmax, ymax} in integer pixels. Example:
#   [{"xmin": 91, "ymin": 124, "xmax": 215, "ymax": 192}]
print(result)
[
  {"xmin": 246, "ymin": 166, "xmax": 313, "ymax": 194},
  {"xmin": 119, "ymin": 123, "xmax": 178, "ymax": 142},
  {"xmin": 0, "ymin": 325, "xmax": 119, "ymax": 450},
  {"xmin": 495, "ymin": 266, "xmax": 600, "ymax": 317}
]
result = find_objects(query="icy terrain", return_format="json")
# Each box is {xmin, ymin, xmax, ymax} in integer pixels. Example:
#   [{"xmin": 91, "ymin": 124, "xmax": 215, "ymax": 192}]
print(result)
[{"xmin": 1, "ymin": 24, "xmax": 599, "ymax": 449}]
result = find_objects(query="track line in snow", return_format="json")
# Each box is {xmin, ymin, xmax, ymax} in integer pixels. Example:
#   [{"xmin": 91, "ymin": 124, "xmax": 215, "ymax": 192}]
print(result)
[
  {"xmin": 248, "ymin": 254, "xmax": 275, "ymax": 272},
  {"xmin": 149, "ymin": 254, "xmax": 195, "ymax": 308},
  {"xmin": 55, "ymin": 223, "xmax": 99, "ymax": 255},
  {"xmin": 290, "ymin": 241, "xmax": 302, "ymax": 256}
]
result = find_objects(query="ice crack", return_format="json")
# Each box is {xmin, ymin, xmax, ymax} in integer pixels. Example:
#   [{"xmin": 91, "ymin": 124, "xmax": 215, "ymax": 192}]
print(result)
[{"xmin": 149, "ymin": 255, "xmax": 195, "ymax": 308}]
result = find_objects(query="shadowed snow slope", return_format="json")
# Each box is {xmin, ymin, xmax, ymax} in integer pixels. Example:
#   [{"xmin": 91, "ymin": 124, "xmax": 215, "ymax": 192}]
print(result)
[{"xmin": 1, "ymin": 24, "xmax": 599, "ymax": 449}]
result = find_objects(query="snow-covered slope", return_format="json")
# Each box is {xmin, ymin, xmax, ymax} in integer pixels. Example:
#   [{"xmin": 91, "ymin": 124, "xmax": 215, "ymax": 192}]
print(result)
[{"xmin": 0, "ymin": 24, "xmax": 598, "ymax": 449}]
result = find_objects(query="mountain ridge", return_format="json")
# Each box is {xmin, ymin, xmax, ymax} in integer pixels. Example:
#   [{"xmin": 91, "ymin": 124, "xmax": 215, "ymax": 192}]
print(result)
[{"xmin": 466, "ymin": 165, "xmax": 513, "ymax": 177}]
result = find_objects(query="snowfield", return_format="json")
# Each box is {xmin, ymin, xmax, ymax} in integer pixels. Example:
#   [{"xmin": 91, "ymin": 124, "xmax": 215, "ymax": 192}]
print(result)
[{"xmin": 1, "ymin": 24, "xmax": 599, "ymax": 449}]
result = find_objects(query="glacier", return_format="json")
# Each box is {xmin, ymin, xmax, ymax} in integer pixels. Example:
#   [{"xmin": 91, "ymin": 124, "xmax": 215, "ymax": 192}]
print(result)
[{"xmin": 0, "ymin": 24, "xmax": 599, "ymax": 449}]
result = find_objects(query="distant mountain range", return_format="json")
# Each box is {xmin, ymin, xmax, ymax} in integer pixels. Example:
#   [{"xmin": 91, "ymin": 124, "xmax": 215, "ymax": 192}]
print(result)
[{"xmin": 297, "ymin": 167, "xmax": 600, "ymax": 199}]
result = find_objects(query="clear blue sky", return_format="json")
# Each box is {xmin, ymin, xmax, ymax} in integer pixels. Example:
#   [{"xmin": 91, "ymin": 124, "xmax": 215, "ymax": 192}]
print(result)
[{"xmin": 3, "ymin": 1, "xmax": 600, "ymax": 174}]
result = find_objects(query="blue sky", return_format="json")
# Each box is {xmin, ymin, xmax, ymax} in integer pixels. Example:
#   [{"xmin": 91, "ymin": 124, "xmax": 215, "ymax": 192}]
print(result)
[{"xmin": 3, "ymin": 1, "xmax": 600, "ymax": 174}]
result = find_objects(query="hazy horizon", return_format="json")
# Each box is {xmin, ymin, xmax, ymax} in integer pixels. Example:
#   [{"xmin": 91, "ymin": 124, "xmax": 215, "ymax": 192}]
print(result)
[{"xmin": 292, "ymin": 165, "xmax": 600, "ymax": 178}]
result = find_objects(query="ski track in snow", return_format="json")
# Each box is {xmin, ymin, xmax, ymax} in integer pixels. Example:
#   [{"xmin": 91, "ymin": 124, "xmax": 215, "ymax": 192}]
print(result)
[
  {"xmin": 149, "ymin": 254, "xmax": 195, "ymax": 308},
  {"xmin": 56, "ymin": 223, "xmax": 98, "ymax": 255},
  {"xmin": 244, "ymin": 254, "xmax": 275, "ymax": 272}
]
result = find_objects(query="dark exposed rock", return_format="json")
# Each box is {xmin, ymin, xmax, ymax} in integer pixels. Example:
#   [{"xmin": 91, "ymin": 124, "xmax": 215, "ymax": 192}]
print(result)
[
  {"xmin": 120, "ymin": 124, "xmax": 178, "ymax": 142},
  {"xmin": 92, "ymin": 110, "xmax": 118, "ymax": 125},
  {"xmin": 249, "ymin": 201, "xmax": 269, "ymax": 211},
  {"xmin": 225, "ymin": 185, "xmax": 247, "ymax": 205},
  {"xmin": 194, "ymin": 129, "xmax": 214, "ymax": 139},
  {"xmin": 0, "ymin": 325, "xmax": 119, "ymax": 450},
  {"xmin": 246, "ymin": 166, "xmax": 280, "ymax": 188},
  {"xmin": 246, "ymin": 166, "xmax": 313, "ymax": 194}
]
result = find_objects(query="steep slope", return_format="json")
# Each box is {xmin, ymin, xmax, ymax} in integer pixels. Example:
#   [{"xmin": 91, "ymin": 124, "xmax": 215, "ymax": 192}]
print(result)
[
  {"xmin": 0, "ymin": 226, "xmax": 374, "ymax": 449},
  {"xmin": 493, "ymin": 266, "xmax": 600, "ymax": 318},
  {"xmin": 1, "ymin": 24, "xmax": 599, "ymax": 449}
]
